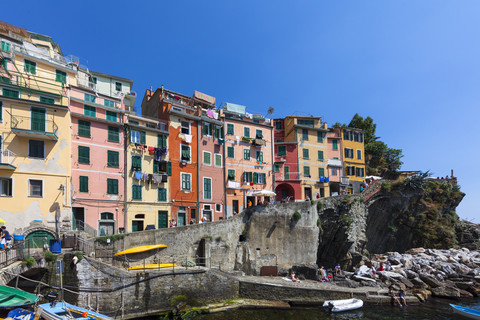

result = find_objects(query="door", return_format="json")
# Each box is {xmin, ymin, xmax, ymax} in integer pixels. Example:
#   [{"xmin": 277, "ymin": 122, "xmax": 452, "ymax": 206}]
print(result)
[
  {"xmin": 31, "ymin": 107, "xmax": 45, "ymax": 132},
  {"xmin": 99, "ymin": 222, "xmax": 114, "ymax": 236},
  {"xmin": 304, "ymin": 187, "xmax": 312, "ymax": 200},
  {"xmin": 232, "ymin": 200, "xmax": 239, "ymax": 214},
  {"xmin": 178, "ymin": 212, "xmax": 186, "ymax": 226},
  {"xmin": 158, "ymin": 211, "xmax": 168, "ymax": 229},
  {"xmin": 132, "ymin": 220, "xmax": 144, "ymax": 232},
  {"xmin": 72, "ymin": 207, "xmax": 85, "ymax": 231},
  {"xmin": 25, "ymin": 230, "xmax": 55, "ymax": 249},
  {"xmin": 203, "ymin": 210, "xmax": 212, "ymax": 222}
]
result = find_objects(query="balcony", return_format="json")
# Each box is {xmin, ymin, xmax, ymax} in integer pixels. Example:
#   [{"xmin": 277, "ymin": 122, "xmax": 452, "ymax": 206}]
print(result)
[
  {"xmin": 0, "ymin": 149, "xmax": 16, "ymax": 170},
  {"xmin": 76, "ymin": 77, "xmax": 97, "ymax": 91},
  {"xmin": 11, "ymin": 115, "xmax": 58, "ymax": 141},
  {"xmin": 328, "ymin": 159, "xmax": 343, "ymax": 167},
  {"xmin": 13, "ymin": 44, "xmax": 72, "ymax": 69},
  {"xmin": 252, "ymin": 138, "xmax": 266, "ymax": 146},
  {"xmin": 275, "ymin": 171, "xmax": 301, "ymax": 181},
  {"xmin": 341, "ymin": 176, "xmax": 349, "ymax": 185}
]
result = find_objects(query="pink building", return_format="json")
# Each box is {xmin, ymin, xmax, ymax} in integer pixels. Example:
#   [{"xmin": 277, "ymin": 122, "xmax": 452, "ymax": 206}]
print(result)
[
  {"xmin": 327, "ymin": 127, "xmax": 345, "ymax": 196},
  {"xmin": 70, "ymin": 69, "xmax": 132, "ymax": 236}
]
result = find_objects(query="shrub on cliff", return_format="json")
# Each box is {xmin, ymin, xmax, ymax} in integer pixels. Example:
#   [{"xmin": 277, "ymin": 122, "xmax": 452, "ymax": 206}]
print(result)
[
  {"xmin": 291, "ymin": 211, "xmax": 301, "ymax": 222},
  {"xmin": 44, "ymin": 251, "xmax": 57, "ymax": 263}
]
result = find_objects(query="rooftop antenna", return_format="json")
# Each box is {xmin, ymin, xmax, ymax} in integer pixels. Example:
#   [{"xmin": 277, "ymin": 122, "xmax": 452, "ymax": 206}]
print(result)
[{"xmin": 265, "ymin": 106, "xmax": 274, "ymax": 118}]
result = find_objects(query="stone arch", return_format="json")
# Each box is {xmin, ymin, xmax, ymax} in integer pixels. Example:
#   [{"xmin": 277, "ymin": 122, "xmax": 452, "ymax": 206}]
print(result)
[
  {"xmin": 24, "ymin": 227, "xmax": 56, "ymax": 249},
  {"xmin": 275, "ymin": 183, "xmax": 295, "ymax": 202}
]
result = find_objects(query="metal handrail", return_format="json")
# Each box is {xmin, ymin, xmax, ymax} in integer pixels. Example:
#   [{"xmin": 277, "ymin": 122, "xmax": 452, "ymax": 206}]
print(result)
[
  {"xmin": 1, "ymin": 149, "xmax": 16, "ymax": 165},
  {"xmin": 10, "ymin": 114, "xmax": 58, "ymax": 134}
]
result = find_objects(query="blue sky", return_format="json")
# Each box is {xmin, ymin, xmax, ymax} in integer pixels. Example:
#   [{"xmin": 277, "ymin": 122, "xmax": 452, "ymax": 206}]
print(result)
[{"xmin": 4, "ymin": 1, "xmax": 478, "ymax": 221}]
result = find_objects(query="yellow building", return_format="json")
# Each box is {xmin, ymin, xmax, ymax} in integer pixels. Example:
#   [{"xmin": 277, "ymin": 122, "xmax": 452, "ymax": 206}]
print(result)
[
  {"xmin": 282, "ymin": 116, "xmax": 329, "ymax": 199},
  {"xmin": 125, "ymin": 114, "xmax": 171, "ymax": 232},
  {"xmin": 0, "ymin": 22, "xmax": 76, "ymax": 241},
  {"xmin": 341, "ymin": 127, "xmax": 366, "ymax": 193}
]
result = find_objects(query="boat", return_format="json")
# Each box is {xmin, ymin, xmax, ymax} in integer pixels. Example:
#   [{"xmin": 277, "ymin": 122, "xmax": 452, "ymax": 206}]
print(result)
[
  {"xmin": 323, "ymin": 298, "xmax": 363, "ymax": 312},
  {"xmin": 114, "ymin": 244, "xmax": 167, "ymax": 256},
  {"xmin": 6, "ymin": 308, "xmax": 34, "ymax": 319},
  {"xmin": 450, "ymin": 304, "xmax": 480, "ymax": 320},
  {"xmin": 38, "ymin": 301, "xmax": 113, "ymax": 320},
  {"xmin": 126, "ymin": 263, "xmax": 178, "ymax": 271},
  {"xmin": 0, "ymin": 285, "xmax": 39, "ymax": 309}
]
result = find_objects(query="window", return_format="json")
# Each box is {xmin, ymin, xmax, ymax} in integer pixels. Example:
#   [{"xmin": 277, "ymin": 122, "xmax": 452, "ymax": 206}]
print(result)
[
  {"xmin": 1, "ymin": 41, "xmax": 10, "ymax": 52},
  {"xmin": 243, "ymin": 127, "xmax": 250, "ymax": 138},
  {"xmin": 28, "ymin": 140, "xmax": 44, "ymax": 158},
  {"xmin": 302, "ymin": 129, "xmax": 308, "ymax": 140},
  {"xmin": 107, "ymin": 151, "xmax": 119, "ymax": 167},
  {"xmin": 254, "ymin": 172, "xmax": 266, "ymax": 184},
  {"xmin": 157, "ymin": 134, "xmax": 167, "ymax": 148},
  {"xmin": 346, "ymin": 166, "xmax": 355, "ymax": 176},
  {"xmin": 107, "ymin": 179, "xmax": 119, "ymax": 195},
  {"xmin": 256, "ymin": 151, "xmax": 263, "ymax": 162},
  {"xmin": 227, "ymin": 169, "xmax": 235, "ymax": 180},
  {"xmin": 181, "ymin": 173, "xmax": 191, "ymax": 190},
  {"xmin": 278, "ymin": 145, "xmax": 286, "ymax": 157},
  {"xmin": 284, "ymin": 166, "xmax": 290, "ymax": 180},
  {"xmin": 303, "ymin": 148, "xmax": 309, "ymax": 159},
  {"xmin": 319, "ymin": 167, "xmax": 325, "ymax": 177},
  {"xmin": 79, "ymin": 176, "xmax": 88, "ymax": 193},
  {"xmin": 130, "ymin": 130, "xmax": 140, "ymax": 143},
  {"xmin": 214, "ymin": 126, "xmax": 224, "ymax": 139},
  {"xmin": 158, "ymin": 188, "xmax": 167, "ymax": 201},
  {"xmin": 343, "ymin": 130, "xmax": 353, "ymax": 141},
  {"xmin": 55, "ymin": 70, "xmax": 67, "ymax": 84},
  {"xmin": 227, "ymin": 146, "xmax": 234, "ymax": 158},
  {"xmin": 332, "ymin": 167, "xmax": 338, "ymax": 176},
  {"xmin": 104, "ymin": 99, "xmax": 115, "ymax": 108},
  {"xmin": 357, "ymin": 150, "xmax": 362, "ymax": 160},
  {"xmin": 255, "ymin": 129, "xmax": 263, "ymax": 139},
  {"xmin": 106, "ymin": 111, "xmax": 117, "ymax": 122},
  {"xmin": 243, "ymin": 171, "xmax": 253, "ymax": 183},
  {"xmin": 356, "ymin": 167, "xmax": 365, "ymax": 177},
  {"xmin": 140, "ymin": 131, "xmax": 146, "ymax": 144},
  {"xmin": 2, "ymin": 88, "xmax": 19, "ymax": 98},
  {"xmin": 129, "ymin": 120, "xmax": 139, "ymax": 125},
  {"xmin": 181, "ymin": 145, "xmax": 191, "ymax": 161},
  {"xmin": 354, "ymin": 132, "xmax": 363, "ymax": 143},
  {"xmin": 332, "ymin": 139, "xmax": 338, "ymax": 151},
  {"xmin": 318, "ymin": 150, "xmax": 324, "ymax": 161},
  {"xmin": 215, "ymin": 153, "xmax": 222, "ymax": 167},
  {"xmin": 227, "ymin": 123, "xmax": 234, "ymax": 135},
  {"xmin": 274, "ymin": 164, "xmax": 280, "ymax": 172},
  {"xmin": 243, "ymin": 149, "xmax": 250, "ymax": 160},
  {"xmin": 84, "ymin": 105, "xmax": 96, "ymax": 117},
  {"xmin": 203, "ymin": 151, "xmax": 211, "ymax": 165},
  {"xmin": 216, "ymin": 203, "xmax": 222, "ymax": 212},
  {"xmin": 344, "ymin": 148, "xmax": 354, "ymax": 159},
  {"xmin": 203, "ymin": 178, "xmax": 212, "ymax": 200},
  {"xmin": 28, "ymin": 180, "xmax": 42, "ymax": 197},
  {"xmin": 115, "ymin": 82, "xmax": 122, "ymax": 92},
  {"xmin": 203, "ymin": 122, "xmax": 213, "ymax": 136},
  {"xmin": 317, "ymin": 131, "xmax": 324, "ymax": 143},
  {"xmin": 275, "ymin": 121, "xmax": 283, "ymax": 130},
  {"xmin": 24, "ymin": 60, "xmax": 36, "ymax": 74},
  {"xmin": 84, "ymin": 93, "xmax": 96, "ymax": 103},
  {"xmin": 298, "ymin": 119, "xmax": 314, "ymax": 127},
  {"xmin": 304, "ymin": 166, "xmax": 310, "ymax": 178},
  {"xmin": 101, "ymin": 212, "xmax": 114, "ymax": 220},
  {"xmin": 40, "ymin": 96, "xmax": 55, "ymax": 104},
  {"xmin": 77, "ymin": 120, "xmax": 90, "ymax": 137},
  {"xmin": 132, "ymin": 185, "xmax": 142, "ymax": 200},
  {"xmin": 92, "ymin": 77, "xmax": 97, "ymax": 84},
  {"xmin": 131, "ymin": 155, "xmax": 142, "ymax": 170},
  {"xmin": 0, "ymin": 178, "xmax": 12, "ymax": 196},
  {"xmin": 181, "ymin": 121, "xmax": 190, "ymax": 134},
  {"xmin": 108, "ymin": 126, "xmax": 119, "ymax": 143},
  {"xmin": 78, "ymin": 146, "xmax": 90, "ymax": 164}
]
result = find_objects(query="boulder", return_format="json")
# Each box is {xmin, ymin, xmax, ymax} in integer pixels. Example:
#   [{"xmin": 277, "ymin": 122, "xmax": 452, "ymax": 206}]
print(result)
[
  {"xmin": 355, "ymin": 265, "xmax": 371, "ymax": 277},
  {"xmin": 419, "ymin": 274, "xmax": 442, "ymax": 288},
  {"xmin": 458, "ymin": 289, "xmax": 474, "ymax": 298},
  {"xmin": 431, "ymin": 286, "xmax": 460, "ymax": 298},
  {"xmin": 388, "ymin": 252, "xmax": 403, "ymax": 265},
  {"xmin": 405, "ymin": 270, "xmax": 418, "ymax": 279},
  {"xmin": 379, "ymin": 271, "xmax": 403, "ymax": 279},
  {"xmin": 411, "ymin": 277, "xmax": 428, "ymax": 289},
  {"xmin": 398, "ymin": 277, "xmax": 415, "ymax": 289},
  {"xmin": 405, "ymin": 247, "xmax": 426, "ymax": 255}
]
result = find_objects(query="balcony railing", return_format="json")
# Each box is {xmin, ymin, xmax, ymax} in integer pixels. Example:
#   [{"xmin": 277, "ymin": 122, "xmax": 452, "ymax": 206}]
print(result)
[
  {"xmin": 11, "ymin": 115, "xmax": 58, "ymax": 140},
  {"xmin": 0, "ymin": 149, "xmax": 16, "ymax": 167},
  {"xmin": 13, "ymin": 44, "xmax": 71, "ymax": 68},
  {"xmin": 275, "ymin": 171, "xmax": 301, "ymax": 181},
  {"xmin": 341, "ymin": 176, "xmax": 350, "ymax": 185},
  {"xmin": 77, "ymin": 77, "xmax": 97, "ymax": 91}
]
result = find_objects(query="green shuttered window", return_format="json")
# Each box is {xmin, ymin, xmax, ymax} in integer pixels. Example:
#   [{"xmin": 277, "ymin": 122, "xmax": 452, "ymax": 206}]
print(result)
[
  {"xmin": 304, "ymin": 166, "xmax": 310, "ymax": 177},
  {"xmin": 303, "ymin": 148, "xmax": 309, "ymax": 159},
  {"xmin": 256, "ymin": 151, "xmax": 263, "ymax": 162},
  {"xmin": 2, "ymin": 88, "xmax": 19, "ymax": 98},
  {"xmin": 132, "ymin": 185, "xmax": 142, "ymax": 200},
  {"xmin": 227, "ymin": 123, "xmax": 234, "ymax": 135},
  {"xmin": 104, "ymin": 99, "xmax": 115, "ymax": 108},
  {"xmin": 244, "ymin": 127, "xmax": 250, "ymax": 138},
  {"xmin": 215, "ymin": 153, "xmax": 222, "ymax": 167},
  {"xmin": 319, "ymin": 167, "xmax": 325, "ymax": 177},
  {"xmin": 79, "ymin": 176, "xmax": 88, "ymax": 193},
  {"xmin": 140, "ymin": 131, "xmax": 146, "ymax": 144},
  {"xmin": 181, "ymin": 173, "xmax": 191, "ymax": 190},
  {"xmin": 278, "ymin": 145, "xmax": 286, "ymax": 156},
  {"xmin": 227, "ymin": 169, "xmax": 235, "ymax": 180},
  {"xmin": 131, "ymin": 155, "xmax": 142, "ymax": 170},
  {"xmin": 107, "ymin": 179, "xmax": 118, "ymax": 195},
  {"xmin": 302, "ymin": 129, "xmax": 308, "ymax": 140},
  {"xmin": 203, "ymin": 152, "xmax": 211, "ymax": 165},
  {"xmin": 108, "ymin": 126, "xmax": 119, "ymax": 142},
  {"xmin": 243, "ymin": 149, "xmax": 250, "ymax": 160},
  {"xmin": 318, "ymin": 150, "xmax": 324, "ymax": 161},
  {"xmin": 158, "ymin": 188, "xmax": 167, "ymax": 201},
  {"xmin": 78, "ymin": 146, "xmax": 90, "ymax": 164},
  {"xmin": 181, "ymin": 145, "xmax": 190, "ymax": 161},
  {"xmin": 332, "ymin": 139, "xmax": 338, "ymax": 150},
  {"xmin": 106, "ymin": 111, "xmax": 117, "ymax": 122},
  {"xmin": 107, "ymin": 150, "xmax": 119, "ymax": 167},
  {"xmin": 157, "ymin": 134, "xmax": 167, "ymax": 148},
  {"xmin": 204, "ymin": 178, "xmax": 212, "ymax": 200},
  {"xmin": 40, "ymin": 96, "xmax": 54, "ymax": 104},
  {"xmin": 78, "ymin": 120, "xmax": 90, "ymax": 137},
  {"xmin": 55, "ymin": 70, "xmax": 66, "ymax": 83},
  {"xmin": 24, "ymin": 60, "xmax": 36, "ymax": 74},
  {"xmin": 227, "ymin": 146, "xmax": 234, "ymax": 158},
  {"xmin": 84, "ymin": 93, "xmax": 96, "ymax": 103},
  {"xmin": 84, "ymin": 105, "xmax": 96, "ymax": 117}
]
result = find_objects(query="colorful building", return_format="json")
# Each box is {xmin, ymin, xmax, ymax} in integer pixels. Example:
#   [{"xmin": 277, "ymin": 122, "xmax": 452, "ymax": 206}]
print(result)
[
  {"xmin": 222, "ymin": 103, "xmax": 273, "ymax": 216},
  {"xmin": 142, "ymin": 88, "xmax": 200, "ymax": 226},
  {"xmin": 341, "ymin": 127, "xmax": 366, "ymax": 193},
  {"xmin": 69, "ymin": 66, "xmax": 133, "ymax": 236},
  {"xmin": 326, "ymin": 126, "xmax": 346, "ymax": 196},
  {"xmin": 0, "ymin": 22, "xmax": 75, "ymax": 239},
  {"xmin": 125, "ymin": 114, "xmax": 170, "ymax": 232}
]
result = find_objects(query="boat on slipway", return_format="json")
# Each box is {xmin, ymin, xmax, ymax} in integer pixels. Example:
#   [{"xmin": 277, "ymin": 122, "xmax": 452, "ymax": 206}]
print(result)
[
  {"xmin": 0, "ymin": 285, "xmax": 39, "ymax": 310},
  {"xmin": 114, "ymin": 244, "xmax": 167, "ymax": 256},
  {"xmin": 38, "ymin": 301, "xmax": 113, "ymax": 320},
  {"xmin": 450, "ymin": 304, "xmax": 480, "ymax": 320},
  {"xmin": 126, "ymin": 263, "xmax": 178, "ymax": 271},
  {"xmin": 323, "ymin": 298, "xmax": 363, "ymax": 312}
]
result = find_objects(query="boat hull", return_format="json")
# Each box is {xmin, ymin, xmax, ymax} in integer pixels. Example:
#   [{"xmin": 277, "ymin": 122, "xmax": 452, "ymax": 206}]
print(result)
[
  {"xmin": 450, "ymin": 304, "xmax": 480, "ymax": 320},
  {"xmin": 0, "ymin": 285, "xmax": 39, "ymax": 310},
  {"xmin": 126, "ymin": 263, "xmax": 178, "ymax": 271},
  {"xmin": 38, "ymin": 302, "xmax": 113, "ymax": 320},
  {"xmin": 323, "ymin": 298, "xmax": 363, "ymax": 312},
  {"xmin": 114, "ymin": 244, "xmax": 167, "ymax": 256}
]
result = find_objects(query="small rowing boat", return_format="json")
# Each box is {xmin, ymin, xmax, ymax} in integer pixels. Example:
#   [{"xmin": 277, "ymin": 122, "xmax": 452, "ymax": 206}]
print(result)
[
  {"xmin": 114, "ymin": 244, "xmax": 167, "ymax": 256},
  {"xmin": 126, "ymin": 263, "xmax": 178, "ymax": 271},
  {"xmin": 450, "ymin": 304, "xmax": 480, "ymax": 320},
  {"xmin": 0, "ymin": 285, "xmax": 39, "ymax": 310},
  {"xmin": 38, "ymin": 301, "xmax": 113, "ymax": 320},
  {"xmin": 323, "ymin": 298, "xmax": 363, "ymax": 312}
]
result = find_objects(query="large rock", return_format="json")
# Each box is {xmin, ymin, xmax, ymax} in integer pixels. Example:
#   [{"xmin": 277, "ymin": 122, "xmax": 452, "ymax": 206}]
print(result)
[
  {"xmin": 405, "ymin": 247, "xmax": 426, "ymax": 255},
  {"xmin": 431, "ymin": 286, "xmax": 460, "ymax": 298},
  {"xmin": 355, "ymin": 265, "xmax": 371, "ymax": 277},
  {"xmin": 398, "ymin": 277, "xmax": 415, "ymax": 289},
  {"xmin": 411, "ymin": 277, "xmax": 427, "ymax": 289},
  {"xmin": 419, "ymin": 274, "xmax": 442, "ymax": 288},
  {"xmin": 379, "ymin": 271, "xmax": 403, "ymax": 279},
  {"xmin": 405, "ymin": 270, "xmax": 418, "ymax": 279}
]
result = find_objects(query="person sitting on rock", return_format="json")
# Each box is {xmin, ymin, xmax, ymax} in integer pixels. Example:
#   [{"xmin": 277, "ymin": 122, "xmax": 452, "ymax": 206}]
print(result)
[
  {"xmin": 379, "ymin": 262, "xmax": 384, "ymax": 271},
  {"xmin": 371, "ymin": 265, "xmax": 377, "ymax": 279},
  {"xmin": 290, "ymin": 270, "xmax": 301, "ymax": 283},
  {"xmin": 319, "ymin": 266, "xmax": 329, "ymax": 282},
  {"xmin": 334, "ymin": 264, "xmax": 342, "ymax": 277},
  {"xmin": 388, "ymin": 287, "xmax": 401, "ymax": 306},
  {"xmin": 398, "ymin": 289, "xmax": 407, "ymax": 306},
  {"xmin": 385, "ymin": 261, "xmax": 392, "ymax": 271}
]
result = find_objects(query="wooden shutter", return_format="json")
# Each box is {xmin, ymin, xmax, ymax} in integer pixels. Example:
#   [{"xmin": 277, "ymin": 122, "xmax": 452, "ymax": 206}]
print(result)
[{"xmin": 167, "ymin": 161, "xmax": 172, "ymax": 176}]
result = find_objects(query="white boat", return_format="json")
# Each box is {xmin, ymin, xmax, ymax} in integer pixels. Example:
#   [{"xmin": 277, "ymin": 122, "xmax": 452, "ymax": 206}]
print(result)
[
  {"xmin": 450, "ymin": 304, "xmax": 480, "ymax": 320},
  {"xmin": 323, "ymin": 298, "xmax": 363, "ymax": 312},
  {"xmin": 38, "ymin": 301, "xmax": 113, "ymax": 320}
]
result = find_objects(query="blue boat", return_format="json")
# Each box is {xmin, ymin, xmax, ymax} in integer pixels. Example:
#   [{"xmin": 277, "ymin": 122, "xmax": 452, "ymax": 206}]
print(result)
[
  {"xmin": 450, "ymin": 304, "xmax": 480, "ymax": 320},
  {"xmin": 7, "ymin": 308, "xmax": 34, "ymax": 320},
  {"xmin": 38, "ymin": 301, "xmax": 113, "ymax": 320}
]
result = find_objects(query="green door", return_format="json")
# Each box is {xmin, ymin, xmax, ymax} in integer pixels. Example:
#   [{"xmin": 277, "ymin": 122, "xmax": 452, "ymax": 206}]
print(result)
[
  {"xmin": 178, "ymin": 213, "xmax": 186, "ymax": 226},
  {"xmin": 31, "ymin": 107, "xmax": 45, "ymax": 132},
  {"xmin": 158, "ymin": 211, "xmax": 168, "ymax": 229},
  {"xmin": 25, "ymin": 230, "xmax": 55, "ymax": 249},
  {"xmin": 132, "ymin": 220, "xmax": 144, "ymax": 232}
]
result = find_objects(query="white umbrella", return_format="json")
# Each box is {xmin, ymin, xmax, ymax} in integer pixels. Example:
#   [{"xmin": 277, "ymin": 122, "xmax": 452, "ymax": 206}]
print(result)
[{"xmin": 251, "ymin": 190, "xmax": 276, "ymax": 197}]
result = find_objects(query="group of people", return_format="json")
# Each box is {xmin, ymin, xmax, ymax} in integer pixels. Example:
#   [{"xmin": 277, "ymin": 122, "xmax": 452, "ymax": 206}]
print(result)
[
  {"xmin": 0, "ymin": 226, "xmax": 11, "ymax": 250},
  {"xmin": 389, "ymin": 287, "xmax": 407, "ymax": 306}
]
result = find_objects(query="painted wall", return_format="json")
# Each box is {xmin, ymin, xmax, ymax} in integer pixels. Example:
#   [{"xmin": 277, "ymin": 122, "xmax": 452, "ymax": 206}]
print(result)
[
  {"xmin": 342, "ymin": 128, "xmax": 366, "ymax": 184},
  {"xmin": 327, "ymin": 127, "xmax": 343, "ymax": 183}
]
